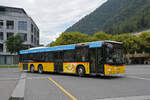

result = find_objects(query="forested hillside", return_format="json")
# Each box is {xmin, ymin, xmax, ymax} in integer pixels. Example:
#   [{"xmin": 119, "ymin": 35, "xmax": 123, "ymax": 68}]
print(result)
[{"xmin": 65, "ymin": 0, "xmax": 150, "ymax": 35}]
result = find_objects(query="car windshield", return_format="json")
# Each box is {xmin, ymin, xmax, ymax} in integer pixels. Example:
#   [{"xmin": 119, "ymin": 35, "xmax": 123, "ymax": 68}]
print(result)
[{"xmin": 106, "ymin": 43, "xmax": 124, "ymax": 65}]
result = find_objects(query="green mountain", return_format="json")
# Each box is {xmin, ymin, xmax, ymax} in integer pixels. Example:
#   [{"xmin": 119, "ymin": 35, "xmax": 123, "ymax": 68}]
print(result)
[{"xmin": 64, "ymin": 0, "xmax": 150, "ymax": 35}]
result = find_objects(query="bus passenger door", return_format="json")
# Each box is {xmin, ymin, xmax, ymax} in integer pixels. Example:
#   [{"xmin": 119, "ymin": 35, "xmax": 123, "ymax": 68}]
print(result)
[
  {"xmin": 89, "ymin": 48, "xmax": 96, "ymax": 73},
  {"xmin": 97, "ymin": 48, "xmax": 104, "ymax": 74},
  {"xmin": 89, "ymin": 48, "xmax": 104, "ymax": 74},
  {"xmin": 53, "ymin": 52, "xmax": 63, "ymax": 73}
]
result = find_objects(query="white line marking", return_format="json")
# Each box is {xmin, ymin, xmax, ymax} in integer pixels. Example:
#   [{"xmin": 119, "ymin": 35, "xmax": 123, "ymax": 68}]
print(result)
[
  {"xmin": 0, "ymin": 76, "xmax": 48, "ymax": 80},
  {"xmin": 0, "ymin": 78, "xmax": 19, "ymax": 81},
  {"xmin": 95, "ymin": 95, "xmax": 150, "ymax": 100},
  {"xmin": 125, "ymin": 73, "xmax": 150, "ymax": 75},
  {"xmin": 27, "ymin": 76, "xmax": 49, "ymax": 79},
  {"xmin": 127, "ymin": 76, "xmax": 150, "ymax": 81}
]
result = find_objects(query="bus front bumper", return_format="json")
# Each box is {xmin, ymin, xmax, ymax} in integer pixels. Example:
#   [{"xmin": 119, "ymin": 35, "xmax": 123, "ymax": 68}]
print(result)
[{"xmin": 104, "ymin": 64, "xmax": 125, "ymax": 76}]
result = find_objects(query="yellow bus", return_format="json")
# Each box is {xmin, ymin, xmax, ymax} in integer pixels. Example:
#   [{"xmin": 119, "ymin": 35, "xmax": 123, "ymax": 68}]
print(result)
[{"xmin": 19, "ymin": 41, "xmax": 125, "ymax": 76}]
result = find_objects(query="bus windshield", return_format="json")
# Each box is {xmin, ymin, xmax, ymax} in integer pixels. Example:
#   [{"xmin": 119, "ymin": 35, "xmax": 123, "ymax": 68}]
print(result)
[{"xmin": 106, "ymin": 43, "xmax": 124, "ymax": 65}]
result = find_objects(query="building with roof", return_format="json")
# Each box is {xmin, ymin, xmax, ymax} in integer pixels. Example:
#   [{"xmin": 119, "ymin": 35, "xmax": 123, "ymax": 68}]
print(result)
[{"xmin": 0, "ymin": 6, "xmax": 39, "ymax": 65}]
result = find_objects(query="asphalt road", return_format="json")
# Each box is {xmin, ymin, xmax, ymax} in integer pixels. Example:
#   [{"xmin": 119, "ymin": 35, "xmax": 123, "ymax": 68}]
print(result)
[
  {"xmin": 1, "ymin": 65, "xmax": 150, "ymax": 100},
  {"xmin": 0, "ymin": 68, "xmax": 21, "ymax": 100}
]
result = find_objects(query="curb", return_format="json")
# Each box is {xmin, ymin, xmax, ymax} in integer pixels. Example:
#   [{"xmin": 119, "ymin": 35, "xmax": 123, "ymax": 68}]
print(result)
[{"xmin": 9, "ymin": 73, "xmax": 26, "ymax": 100}]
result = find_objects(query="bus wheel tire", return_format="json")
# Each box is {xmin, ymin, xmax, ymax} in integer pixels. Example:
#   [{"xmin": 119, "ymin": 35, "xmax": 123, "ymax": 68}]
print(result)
[
  {"xmin": 38, "ymin": 65, "xmax": 43, "ymax": 74},
  {"xmin": 77, "ymin": 66, "xmax": 85, "ymax": 77},
  {"xmin": 30, "ymin": 65, "xmax": 34, "ymax": 73}
]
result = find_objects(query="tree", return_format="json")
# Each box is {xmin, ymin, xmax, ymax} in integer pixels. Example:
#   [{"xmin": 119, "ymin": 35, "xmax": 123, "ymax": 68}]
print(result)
[
  {"xmin": 92, "ymin": 32, "xmax": 112, "ymax": 41},
  {"xmin": 112, "ymin": 34, "xmax": 141, "ymax": 54},
  {"xmin": 139, "ymin": 31, "xmax": 150, "ymax": 53},
  {"xmin": 50, "ymin": 32, "xmax": 92, "ymax": 46},
  {"xmin": 5, "ymin": 34, "xmax": 25, "ymax": 54}
]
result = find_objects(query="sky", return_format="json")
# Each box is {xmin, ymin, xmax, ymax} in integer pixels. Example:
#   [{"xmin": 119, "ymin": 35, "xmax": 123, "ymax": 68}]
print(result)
[{"xmin": 1, "ymin": 0, "xmax": 107, "ymax": 45}]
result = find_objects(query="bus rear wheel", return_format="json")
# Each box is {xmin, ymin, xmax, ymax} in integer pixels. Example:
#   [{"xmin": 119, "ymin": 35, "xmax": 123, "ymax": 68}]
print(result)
[
  {"xmin": 77, "ymin": 66, "xmax": 85, "ymax": 77},
  {"xmin": 30, "ymin": 65, "xmax": 34, "ymax": 73},
  {"xmin": 38, "ymin": 65, "xmax": 43, "ymax": 74}
]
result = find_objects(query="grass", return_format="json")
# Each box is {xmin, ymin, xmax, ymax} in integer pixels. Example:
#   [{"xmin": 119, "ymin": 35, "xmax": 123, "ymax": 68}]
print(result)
[{"xmin": 0, "ymin": 65, "xmax": 18, "ymax": 68}]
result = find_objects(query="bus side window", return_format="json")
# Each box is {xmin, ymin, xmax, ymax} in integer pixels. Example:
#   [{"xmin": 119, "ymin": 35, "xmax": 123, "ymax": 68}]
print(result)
[
  {"xmin": 64, "ymin": 50, "xmax": 74, "ymax": 62},
  {"xmin": 48, "ymin": 52, "xmax": 53, "ymax": 62},
  {"xmin": 75, "ymin": 49, "xmax": 82, "ymax": 61},
  {"xmin": 44, "ymin": 52, "xmax": 52, "ymax": 62},
  {"xmin": 24, "ymin": 54, "xmax": 28, "ymax": 60},
  {"xmin": 59, "ymin": 52, "xmax": 63, "ymax": 60},
  {"xmin": 28, "ymin": 53, "xmax": 31, "ymax": 61},
  {"xmin": 75, "ymin": 48, "xmax": 88, "ymax": 62},
  {"xmin": 81, "ymin": 48, "xmax": 88, "ymax": 61},
  {"xmin": 45, "ymin": 53, "xmax": 49, "ymax": 62},
  {"xmin": 40, "ymin": 53, "xmax": 45, "ymax": 62},
  {"xmin": 53, "ymin": 52, "xmax": 59, "ymax": 60}
]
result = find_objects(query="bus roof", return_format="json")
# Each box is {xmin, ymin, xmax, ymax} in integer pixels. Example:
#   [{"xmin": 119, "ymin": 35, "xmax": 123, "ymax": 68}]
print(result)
[{"xmin": 19, "ymin": 40, "xmax": 122, "ymax": 54}]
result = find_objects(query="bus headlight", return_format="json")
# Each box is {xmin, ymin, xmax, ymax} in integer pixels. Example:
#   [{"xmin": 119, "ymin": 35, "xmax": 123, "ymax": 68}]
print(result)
[{"xmin": 108, "ymin": 69, "xmax": 112, "ymax": 71}]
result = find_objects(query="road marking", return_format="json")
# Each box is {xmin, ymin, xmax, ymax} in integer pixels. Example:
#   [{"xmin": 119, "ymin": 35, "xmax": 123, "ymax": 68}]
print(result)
[
  {"xmin": 48, "ymin": 77, "xmax": 77, "ymax": 100},
  {"xmin": 125, "ymin": 73, "xmax": 150, "ymax": 75},
  {"xmin": 0, "ymin": 78, "xmax": 19, "ymax": 81},
  {"xmin": 0, "ymin": 76, "xmax": 48, "ymax": 81},
  {"xmin": 95, "ymin": 95, "xmax": 150, "ymax": 100},
  {"xmin": 27, "ymin": 76, "xmax": 49, "ymax": 80},
  {"xmin": 127, "ymin": 76, "xmax": 150, "ymax": 81}
]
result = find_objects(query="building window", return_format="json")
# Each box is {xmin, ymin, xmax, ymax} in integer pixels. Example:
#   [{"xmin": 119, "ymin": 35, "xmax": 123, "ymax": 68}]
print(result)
[
  {"xmin": 37, "ymin": 40, "xmax": 39, "ymax": 45},
  {"xmin": 7, "ymin": 32, "xmax": 14, "ymax": 39},
  {"xmin": 0, "ymin": 44, "xmax": 3, "ymax": 52},
  {"xmin": 34, "ymin": 37, "xmax": 36, "ymax": 44},
  {"xmin": 7, "ymin": 20, "xmax": 14, "ymax": 30},
  {"xmin": 0, "ymin": 55, "xmax": 5, "ymax": 65},
  {"xmin": 0, "ymin": 32, "xmax": 3, "ymax": 40},
  {"xmin": 31, "ymin": 24, "xmax": 33, "ymax": 33},
  {"xmin": 0, "ymin": 20, "xmax": 3, "ymax": 29},
  {"xmin": 20, "ymin": 33, "xmax": 27, "ymax": 41},
  {"xmin": 31, "ymin": 35, "xmax": 33, "ymax": 43},
  {"xmin": 34, "ymin": 27, "xmax": 36, "ymax": 36},
  {"xmin": 18, "ymin": 21, "xmax": 27, "ymax": 31},
  {"xmin": 37, "ymin": 31, "xmax": 39, "ymax": 37}
]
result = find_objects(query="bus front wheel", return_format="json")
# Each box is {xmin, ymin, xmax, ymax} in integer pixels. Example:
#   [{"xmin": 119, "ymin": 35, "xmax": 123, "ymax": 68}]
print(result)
[
  {"xmin": 77, "ymin": 66, "xmax": 85, "ymax": 77},
  {"xmin": 38, "ymin": 65, "xmax": 43, "ymax": 74}
]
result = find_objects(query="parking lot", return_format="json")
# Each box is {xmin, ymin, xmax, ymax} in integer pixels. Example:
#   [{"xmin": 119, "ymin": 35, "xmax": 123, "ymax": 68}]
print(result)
[{"xmin": 1, "ymin": 65, "xmax": 150, "ymax": 100}]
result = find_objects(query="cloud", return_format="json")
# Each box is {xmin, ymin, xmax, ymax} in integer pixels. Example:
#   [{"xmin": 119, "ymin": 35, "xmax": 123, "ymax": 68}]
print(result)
[
  {"xmin": 40, "ymin": 32, "xmax": 61, "ymax": 45},
  {"xmin": 1, "ymin": 0, "xmax": 107, "ymax": 45}
]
